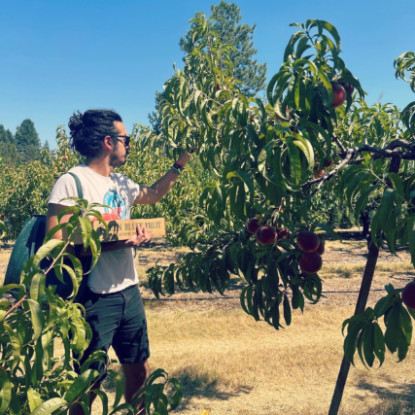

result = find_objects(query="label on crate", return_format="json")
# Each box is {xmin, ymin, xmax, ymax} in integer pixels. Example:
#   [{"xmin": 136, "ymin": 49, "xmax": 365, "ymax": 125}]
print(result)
[{"xmin": 70, "ymin": 217, "xmax": 166, "ymax": 244}]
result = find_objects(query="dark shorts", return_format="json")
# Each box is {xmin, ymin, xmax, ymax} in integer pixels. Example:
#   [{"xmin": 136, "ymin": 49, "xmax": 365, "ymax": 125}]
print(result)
[{"xmin": 77, "ymin": 284, "xmax": 150, "ymax": 373}]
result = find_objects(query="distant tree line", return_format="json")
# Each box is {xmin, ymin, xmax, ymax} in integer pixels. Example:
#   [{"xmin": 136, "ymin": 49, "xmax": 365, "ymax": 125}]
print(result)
[{"xmin": 0, "ymin": 119, "xmax": 48, "ymax": 166}]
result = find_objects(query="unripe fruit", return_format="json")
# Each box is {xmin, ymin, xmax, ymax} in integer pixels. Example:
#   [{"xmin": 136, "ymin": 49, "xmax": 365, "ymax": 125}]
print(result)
[
  {"xmin": 299, "ymin": 252, "xmax": 322, "ymax": 273},
  {"xmin": 246, "ymin": 218, "xmax": 260, "ymax": 234},
  {"xmin": 297, "ymin": 231, "xmax": 320, "ymax": 253},
  {"xmin": 331, "ymin": 82, "xmax": 346, "ymax": 108},
  {"xmin": 402, "ymin": 281, "xmax": 415, "ymax": 309},
  {"xmin": 256, "ymin": 225, "xmax": 277, "ymax": 245}
]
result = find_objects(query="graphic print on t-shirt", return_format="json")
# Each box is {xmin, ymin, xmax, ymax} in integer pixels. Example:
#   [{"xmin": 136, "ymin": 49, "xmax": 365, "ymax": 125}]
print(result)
[{"xmin": 103, "ymin": 190, "xmax": 127, "ymax": 219}]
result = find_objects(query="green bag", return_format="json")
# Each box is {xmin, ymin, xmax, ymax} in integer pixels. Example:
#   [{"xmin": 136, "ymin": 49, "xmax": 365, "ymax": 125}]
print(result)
[{"xmin": 4, "ymin": 172, "xmax": 87, "ymax": 298}]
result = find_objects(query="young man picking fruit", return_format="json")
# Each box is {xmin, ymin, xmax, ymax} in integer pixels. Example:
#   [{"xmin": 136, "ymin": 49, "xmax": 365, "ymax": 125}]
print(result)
[{"xmin": 46, "ymin": 109, "xmax": 191, "ymax": 414}]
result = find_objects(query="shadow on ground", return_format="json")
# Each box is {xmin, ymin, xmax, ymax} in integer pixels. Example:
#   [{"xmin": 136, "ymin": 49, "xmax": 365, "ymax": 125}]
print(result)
[
  {"xmin": 171, "ymin": 365, "xmax": 252, "ymax": 411},
  {"xmin": 354, "ymin": 376, "xmax": 415, "ymax": 415}
]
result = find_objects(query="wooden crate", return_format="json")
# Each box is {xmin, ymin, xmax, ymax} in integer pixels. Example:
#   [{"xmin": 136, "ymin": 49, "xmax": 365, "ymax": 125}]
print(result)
[{"xmin": 71, "ymin": 218, "xmax": 166, "ymax": 245}]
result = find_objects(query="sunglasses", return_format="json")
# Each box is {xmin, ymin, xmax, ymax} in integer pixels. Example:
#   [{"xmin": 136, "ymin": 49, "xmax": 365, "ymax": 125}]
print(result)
[{"xmin": 115, "ymin": 135, "xmax": 131, "ymax": 147}]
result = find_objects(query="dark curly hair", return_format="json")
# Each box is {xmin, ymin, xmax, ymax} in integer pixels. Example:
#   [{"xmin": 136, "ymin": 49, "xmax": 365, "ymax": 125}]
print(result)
[{"xmin": 68, "ymin": 109, "xmax": 123, "ymax": 157}]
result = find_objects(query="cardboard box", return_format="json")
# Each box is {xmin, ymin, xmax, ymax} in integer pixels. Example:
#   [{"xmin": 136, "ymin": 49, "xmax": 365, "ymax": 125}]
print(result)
[{"xmin": 71, "ymin": 218, "xmax": 166, "ymax": 245}]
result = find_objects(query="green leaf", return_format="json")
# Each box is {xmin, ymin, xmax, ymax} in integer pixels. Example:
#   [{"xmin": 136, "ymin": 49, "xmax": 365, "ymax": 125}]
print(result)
[
  {"xmin": 284, "ymin": 138, "xmax": 303, "ymax": 185},
  {"xmin": 373, "ymin": 322, "xmax": 386, "ymax": 366},
  {"xmin": 64, "ymin": 369, "xmax": 100, "ymax": 403},
  {"xmin": 240, "ymin": 286, "xmax": 251, "ymax": 316},
  {"xmin": 362, "ymin": 323, "xmax": 375, "ymax": 367},
  {"xmin": 107, "ymin": 369, "xmax": 125, "ymax": 409},
  {"xmin": 408, "ymin": 219, "xmax": 415, "ymax": 267},
  {"xmin": 78, "ymin": 216, "xmax": 93, "ymax": 249},
  {"xmin": 399, "ymin": 305, "xmax": 413, "ymax": 345},
  {"xmin": 317, "ymin": 68, "xmax": 332, "ymax": 93},
  {"xmin": 28, "ymin": 239, "xmax": 66, "ymax": 270},
  {"xmin": 384, "ymin": 305, "xmax": 409, "ymax": 361},
  {"xmin": 283, "ymin": 294, "xmax": 292, "ymax": 326},
  {"xmin": 27, "ymin": 388, "xmax": 43, "ymax": 412},
  {"xmin": 27, "ymin": 298, "xmax": 43, "ymax": 340},
  {"xmin": 0, "ymin": 370, "xmax": 12, "ymax": 413},
  {"xmin": 31, "ymin": 397, "xmax": 67, "ymax": 415},
  {"xmin": 92, "ymin": 389, "xmax": 109, "ymax": 415},
  {"xmin": 0, "ymin": 284, "xmax": 20, "ymax": 298},
  {"xmin": 354, "ymin": 185, "xmax": 376, "ymax": 220},
  {"xmin": 30, "ymin": 273, "xmax": 46, "ymax": 302},
  {"xmin": 288, "ymin": 132, "xmax": 315, "ymax": 167},
  {"xmin": 0, "ymin": 220, "xmax": 7, "ymax": 239}
]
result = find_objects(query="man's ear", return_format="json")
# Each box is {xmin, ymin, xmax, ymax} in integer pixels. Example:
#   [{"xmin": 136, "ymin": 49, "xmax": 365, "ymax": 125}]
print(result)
[{"xmin": 103, "ymin": 135, "xmax": 114, "ymax": 151}]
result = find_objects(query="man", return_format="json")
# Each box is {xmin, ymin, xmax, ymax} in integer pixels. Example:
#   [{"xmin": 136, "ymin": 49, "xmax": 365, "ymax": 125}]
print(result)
[{"xmin": 46, "ymin": 109, "xmax": 191, "ymax": 414}]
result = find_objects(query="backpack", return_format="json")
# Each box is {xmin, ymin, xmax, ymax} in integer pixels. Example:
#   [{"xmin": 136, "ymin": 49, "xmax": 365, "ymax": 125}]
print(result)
[{"xmin": 3, "ymin": 172, "xmax": 88, "ymax": 299}]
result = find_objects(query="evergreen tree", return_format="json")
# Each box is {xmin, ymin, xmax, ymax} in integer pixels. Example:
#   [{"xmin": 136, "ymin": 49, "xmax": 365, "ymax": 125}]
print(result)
[
  {"xmin": 147, "ymin": 91, "xmax": 164, "ymax": 135},
  {"xmin": 0, "ymin": 124, "xmax": 20, "ymax": 166},
  {"xmin": 149, "ymin": 1, "xmax": 267, "ymax": 133},
  {"xmin": 15, "ymin": 119, "xmax": 41, "ymax": 163},
  {"xmin": 179, "ymin": 1, "xmax": 267, "ymax": 97},
  {"xmin": 42, "ymin": 140, "xmax": 50, "ymax": 152}
]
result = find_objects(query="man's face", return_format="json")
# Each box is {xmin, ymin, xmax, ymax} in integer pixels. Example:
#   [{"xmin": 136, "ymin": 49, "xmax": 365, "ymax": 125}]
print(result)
[{"xmin": 110, "ymin": 121, "xmax": 131, "ymax": 167}]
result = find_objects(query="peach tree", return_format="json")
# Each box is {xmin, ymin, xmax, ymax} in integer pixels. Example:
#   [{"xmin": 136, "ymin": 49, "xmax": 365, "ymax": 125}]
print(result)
[
  {"xmin": 143, "ymin": 16, "xmax": 364, "ymax": 328},
  {"xmin": 0, "ymin": 202, "xmax": 181, "ymax": 414},
  {"xmin": 141, "ymin": 15, "xmax": 415, "ymax": 414}
]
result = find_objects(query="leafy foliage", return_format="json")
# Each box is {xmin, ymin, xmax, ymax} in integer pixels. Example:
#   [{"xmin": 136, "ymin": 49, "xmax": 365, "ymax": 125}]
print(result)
[
  {"xmin": 0, "ymin": 127, "xmax": 80, "ymax": 240},
  {"xmin": 140, "ymin": 15, "xmax": 415, "ymax": 378},
  {"xmin": 394, "ymin": 51, "xmax": 415, "ymax": 133},
  {"xmin": 0, "ymin": 202, "xmax": 181, "ymax": 414},
  {"xmin": 141, "ymin": 17, "xmax": 364, "ymax": 330},
  {"xmin": 343, "ymin": 284, "xmax": 414, "ymax": 367}
]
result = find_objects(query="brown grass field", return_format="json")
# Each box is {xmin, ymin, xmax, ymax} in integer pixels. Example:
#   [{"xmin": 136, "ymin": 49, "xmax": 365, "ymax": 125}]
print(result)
[{"xmin": 1, "ymin": 240, "xmax": 415, "ymax": 415}]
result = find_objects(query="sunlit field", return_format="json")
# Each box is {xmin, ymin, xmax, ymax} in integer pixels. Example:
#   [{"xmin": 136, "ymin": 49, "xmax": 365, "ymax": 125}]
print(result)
[{"xmin": 1, "ymin": 240, "xmax": 415, "ymax": 414}]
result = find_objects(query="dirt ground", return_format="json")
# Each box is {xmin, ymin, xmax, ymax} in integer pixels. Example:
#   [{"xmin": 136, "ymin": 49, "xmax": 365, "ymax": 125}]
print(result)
[{"xmin": 1, "ymin": 240, "xmax": 415, "ymax": 415}]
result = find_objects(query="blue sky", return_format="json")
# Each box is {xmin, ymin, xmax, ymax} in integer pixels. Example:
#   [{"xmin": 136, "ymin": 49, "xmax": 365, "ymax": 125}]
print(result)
[{"xmin": 1, "ymin": 0, "xmax": 414, "ymax": 148}]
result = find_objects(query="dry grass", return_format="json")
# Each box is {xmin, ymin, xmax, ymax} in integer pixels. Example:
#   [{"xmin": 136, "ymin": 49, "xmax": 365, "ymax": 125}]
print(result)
[{"xmin": 2, "ymin": 240, "xmax": 415, "ymax": 414}]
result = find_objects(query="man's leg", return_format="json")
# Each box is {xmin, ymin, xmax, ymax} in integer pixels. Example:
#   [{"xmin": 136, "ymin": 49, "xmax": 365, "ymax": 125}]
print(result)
[
  {"xmin": 70, "ymin": 289, "xmax": 123, "ymax": 414},
  {"xmin": 115, "ymin": 286, "xmax": 151, "ymax": 413},
  {"xmin": 69, "ymin": 390, "xmax": 99, "ymax": 415},
  {"xmin": 122, "ymin": 360, "xmax": 150, "ymax": 412}
]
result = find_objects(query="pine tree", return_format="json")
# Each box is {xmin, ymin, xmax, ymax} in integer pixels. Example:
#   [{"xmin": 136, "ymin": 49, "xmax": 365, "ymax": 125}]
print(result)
[
  {"xmin": 0, "ymin": 124, "xmax": 20, "ymax": 166},
  {"xmin": 180, "ymin": 1, "xmax": 267, "ymax": 97},
  {"xmin": 149, "ymin": 1, "xmax": 267, "ymax": 133},
  {"xmin": 14, "ymin": 119, "xmax": 41, "ymax": 163}
]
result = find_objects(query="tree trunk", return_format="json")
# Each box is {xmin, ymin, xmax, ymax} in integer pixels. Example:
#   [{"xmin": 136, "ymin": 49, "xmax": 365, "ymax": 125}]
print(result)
[
  {"xmin": 328, "ymin": 153, "xmax": 401, "ymax": 415},
  {"xmin": 328, "ymin": 241, "xmax": 379, "ymax": 415}
]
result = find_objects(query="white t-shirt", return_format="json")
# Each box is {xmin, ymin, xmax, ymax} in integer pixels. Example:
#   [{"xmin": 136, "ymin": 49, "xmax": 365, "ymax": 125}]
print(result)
[{"xmin": 48, "ymin": 165, "xmax": 141, "ymax": 294}]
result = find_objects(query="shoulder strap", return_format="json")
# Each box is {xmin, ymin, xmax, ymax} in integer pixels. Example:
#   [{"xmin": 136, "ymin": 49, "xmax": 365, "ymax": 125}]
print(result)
[{"xmin": 67, "ymin": 172, "xmax": 83, "ymax": 199}]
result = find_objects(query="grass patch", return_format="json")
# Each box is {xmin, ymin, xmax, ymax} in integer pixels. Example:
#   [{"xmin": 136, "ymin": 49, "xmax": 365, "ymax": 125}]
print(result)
[{"xmin": 2, "ymin": 240, "xmax": 415, "ymax": 414}]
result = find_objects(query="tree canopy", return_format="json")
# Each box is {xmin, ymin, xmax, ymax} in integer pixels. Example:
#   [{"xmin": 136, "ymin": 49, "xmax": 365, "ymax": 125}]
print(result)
[
  {"xmin": 14, "ymin": 119, "xmax": 41, "ymax": 163},
  {"xmin": 180, "ymin": 1, "xmax": 267, "ymax": 97}
]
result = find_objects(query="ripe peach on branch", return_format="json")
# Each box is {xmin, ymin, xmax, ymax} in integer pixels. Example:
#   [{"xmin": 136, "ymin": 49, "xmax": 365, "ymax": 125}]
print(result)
[
  {"xmin": 256, "ymin": 225, "xmax": 277, "ymax": 245},
  {"xmin": 299, "ymin": 251, "xmax": 323, "ymax": 273},
  {"xmin": 402, "ymin": 281, "xmax": 415, "ymax": 309},
  {"xmin": 297, "ymin": 231, "xmax": 321, "ymax": 253},
  {"xmin": 246, "ymin": 218, "xmax": 260, "ymax": 234},
  {"xmin": 331, "ymin": 82, "xmax": 346, "ymax": 108}
]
